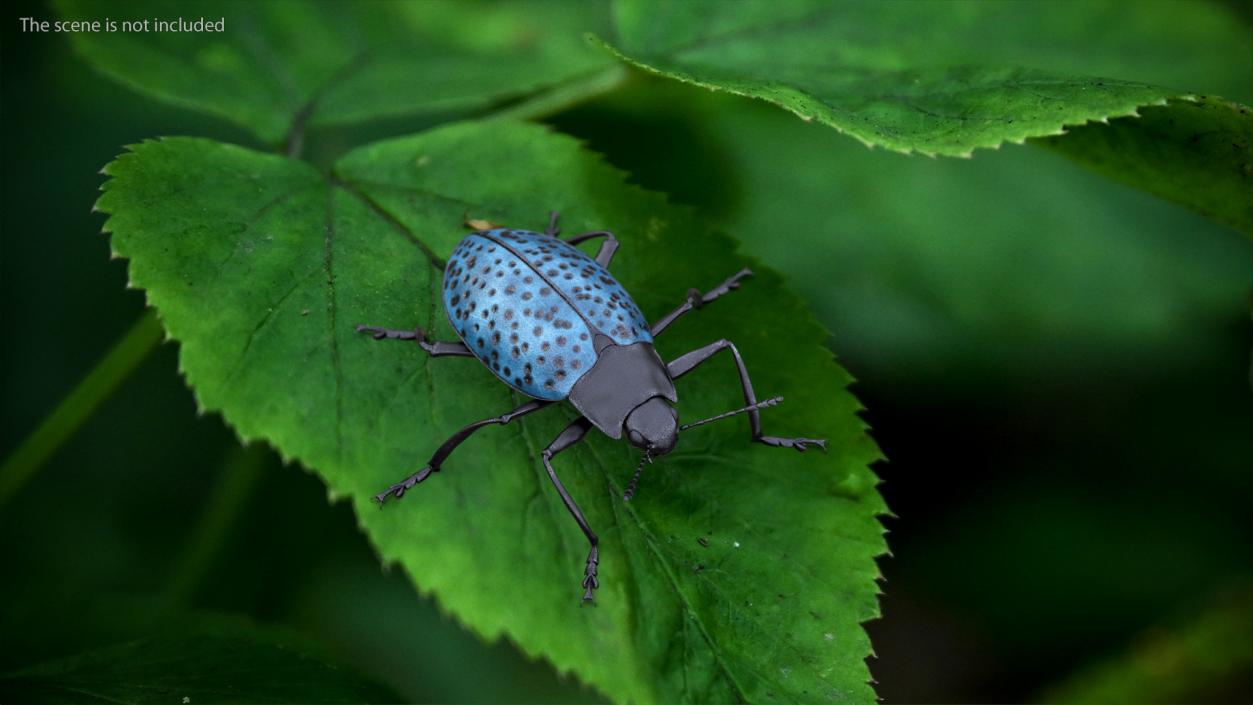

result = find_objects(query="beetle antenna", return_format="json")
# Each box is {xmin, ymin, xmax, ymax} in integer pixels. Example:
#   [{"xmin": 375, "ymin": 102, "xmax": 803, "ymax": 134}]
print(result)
[
  {"xmin": 623, "ymin": 449, "xmax": 650, "ymax": 501},
  {"xmin": 680, "ymin": 396, "xmax": 783, "ymax": 431}
]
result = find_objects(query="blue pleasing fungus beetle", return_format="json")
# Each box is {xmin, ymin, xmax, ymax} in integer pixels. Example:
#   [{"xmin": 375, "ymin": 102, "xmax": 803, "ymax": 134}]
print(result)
[{"xmin": 357, "ymin": 213, "xmax": 825, "ymax": 602}]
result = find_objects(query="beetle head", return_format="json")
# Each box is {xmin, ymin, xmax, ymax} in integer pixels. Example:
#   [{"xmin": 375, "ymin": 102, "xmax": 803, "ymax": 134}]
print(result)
[{"xmin": 623, "ymin": 396, "xmax": 679, "ymax": 456}]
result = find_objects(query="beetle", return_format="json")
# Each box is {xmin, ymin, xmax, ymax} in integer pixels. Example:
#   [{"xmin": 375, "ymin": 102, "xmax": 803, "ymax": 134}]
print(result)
[{"xmin": 357, "ymin": 212, "xmax": 825, "ymax": 601}]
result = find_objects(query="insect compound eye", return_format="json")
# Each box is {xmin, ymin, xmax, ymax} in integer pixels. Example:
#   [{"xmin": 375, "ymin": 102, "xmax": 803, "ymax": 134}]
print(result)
[{"xmin": 627, "ymin": 429, "xmax": 645, "ymax": 447}]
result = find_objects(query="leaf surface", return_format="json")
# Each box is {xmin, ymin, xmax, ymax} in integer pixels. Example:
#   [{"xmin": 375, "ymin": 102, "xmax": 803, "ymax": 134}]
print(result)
[
  {"xmin": 547, "ymin": 79, "xmax": 1253, "ymax": 384},
  {"xmin": 600, "ymin": 0, "xmax": 1253, "ymax": 234},
  {"xmin": 0, "ymin": 625, "xmax": 394, "ymax": 704},
  {"xmin": 1039, "ymin": 97, "xmax": 1253, "ymax": 235},
  {"xmin": 96, "ymin": 122, "xmax": 887, "ymax": 704},
  {"xmin": 603, "ymin": 0, "xmax": 1250, "ymax": 157},
  {"xmin": 57, "ymin": 0, "xmax": 615, "ymax": 143}
]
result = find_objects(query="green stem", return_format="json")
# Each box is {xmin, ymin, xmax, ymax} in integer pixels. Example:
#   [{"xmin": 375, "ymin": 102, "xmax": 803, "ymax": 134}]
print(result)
[
  {"xmin": 163, "ymin": 443, "xmax": 269, "ymax": 610},
  {"xmin": 489, "ymin": 65, "xmax": 629, "ymax": 122},
  {"xmin": 0, "ymin": 310, "xmax": 164, "ymax": 509}
]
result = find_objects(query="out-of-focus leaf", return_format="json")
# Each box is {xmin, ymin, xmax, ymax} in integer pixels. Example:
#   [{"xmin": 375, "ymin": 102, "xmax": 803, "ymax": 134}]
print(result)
[
  {"xmin": 1040, "ymin": 97, "xmax": 1253, "ymax": 235},
  {"xmin": 95, "ymin": 121, "xmax": 887, "ymax": 704},
  {"xmin": 601, "ymin": 0, "xmax": 1253, "ymax": 232},
  {"xmin": 56, "ymin": 0, "xmax": 615, "ymax": 143},
  {"xmin": 548, "ymin": 78, "xmax": 1253, "ymax": 385},
  {"xmin": 603, "ymin": 0, "xmax": 1249, "ymax": 156},
  {"xmin": 1042, "ymin": 584, "xmax": 1253, "ymax": 704},
  {"xmin": 0, "ymin": 624, "xmax": 395, "ymax": 704}
]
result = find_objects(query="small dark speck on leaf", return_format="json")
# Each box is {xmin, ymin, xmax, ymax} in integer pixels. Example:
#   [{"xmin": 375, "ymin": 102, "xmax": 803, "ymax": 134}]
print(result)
[
  {"xmin": 301, "ymin": 308, "xmax": 309, "ymax": 316},
  {"xmin": 698, "ymin": 537, "xmax": 709, "ymax": 547}
]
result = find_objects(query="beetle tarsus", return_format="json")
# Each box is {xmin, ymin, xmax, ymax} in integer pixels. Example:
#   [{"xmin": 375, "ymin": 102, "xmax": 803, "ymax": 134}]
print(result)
[
  {"xmin": 355, "ymin": 324, "xmax": 426, "ymax": 342},
  {"xmin": 758, "ymin": 436, "xmax": 827, "ymax": 453},
  {"xmin": 375, "ymin": 464, "xmax": 437, "ymax": 505},
  {"xmin": 581, "ymin": 545, "xmax": 600, "ymax": 603}
]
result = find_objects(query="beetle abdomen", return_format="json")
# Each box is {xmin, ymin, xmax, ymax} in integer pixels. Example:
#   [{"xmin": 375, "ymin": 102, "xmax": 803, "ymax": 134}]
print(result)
[{"xmin": 442, "ymin": 229, "xmax": 652, "ymax": 400}]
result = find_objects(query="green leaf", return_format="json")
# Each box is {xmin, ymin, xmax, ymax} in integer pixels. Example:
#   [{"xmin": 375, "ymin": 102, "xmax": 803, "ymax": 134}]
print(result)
[
  {"xmin": 95, "ymin": 121, "xmax": 887, "ymax": 704},
  {"xmin": 57, "ymin": 0, "xmax": 616, "ymax": 144},
  {"xmin": 548, "ymin": 78, "xmax": 1253, "ymax": 384},
  {"xmin": 1039, "ymin": 96, "xmax": 1253, "ymax": 236},
  {"xmin": 1042, "ymin": 584, "xmax": 1253, "ymax": 703},
  {"xmin": 602, "ymin": 0, "xmax": 1250, "ymax": 157},
  {"xmin": 600, "ymin": 0, "xmax": 1253, "ymax": 232},
  {"xmin": 0, "ymin": 624, "xmax": 395, "ymax": 704}
]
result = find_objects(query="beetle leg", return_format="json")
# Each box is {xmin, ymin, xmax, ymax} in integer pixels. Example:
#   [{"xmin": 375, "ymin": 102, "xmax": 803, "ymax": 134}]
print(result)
[
  {"xmin": 355, "ymin": 324, "xmax": 474, "ymax": 358},
  {"xmin": 539, "ymin": 417, "xmax": 601, "ymax": 602},
  {"xmin": 375, "ymin": 400, "xmax": 553, "ymax": 504},
  {"xmin": 545, "ymin": 210, "xmax": 561, "ymax": 236},
  {"xmin": 649, "ymin": 268, "xmax": 753, "ymax": 337},
  {"xmin": 565, "ymin": 230, "xmax": 619, "ymax": 269},
  {"xmin": 668, "ymin": 339, "xmax": 826, "ymax": 452}
]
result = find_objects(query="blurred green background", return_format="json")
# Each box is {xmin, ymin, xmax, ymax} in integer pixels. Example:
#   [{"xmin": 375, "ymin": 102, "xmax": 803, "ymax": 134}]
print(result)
[{"xmin": 2, "ymin": 0, "xmax": 1251, "ymax": 702}]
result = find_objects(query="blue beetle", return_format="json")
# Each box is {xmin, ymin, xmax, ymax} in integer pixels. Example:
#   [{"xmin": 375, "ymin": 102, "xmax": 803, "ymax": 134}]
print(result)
[{"xmin": 358, "ymin": 213, "xmax": 825, "ymax": 601}]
